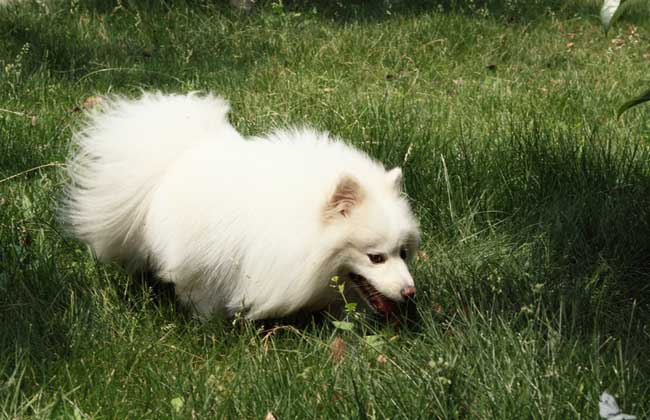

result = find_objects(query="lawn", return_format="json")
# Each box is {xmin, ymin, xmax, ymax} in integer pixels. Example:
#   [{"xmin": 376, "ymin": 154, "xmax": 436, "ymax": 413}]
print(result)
[{"xmin": 1, "ymin": 0, "xmax": 649, "ymax": 418}]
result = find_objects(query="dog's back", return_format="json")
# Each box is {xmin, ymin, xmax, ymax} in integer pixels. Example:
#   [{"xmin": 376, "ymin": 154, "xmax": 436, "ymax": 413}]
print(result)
[{"xmin": 62, "ymin": 93, "xmax": 241, "ymax": 267}]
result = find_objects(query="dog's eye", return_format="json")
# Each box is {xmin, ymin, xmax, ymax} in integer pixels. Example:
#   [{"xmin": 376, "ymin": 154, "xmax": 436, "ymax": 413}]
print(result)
[
  {"xmin": 367, "ymin": 254, "xmax": 386, "ymax": 264},
  {"xmin": 399, "ymin": 248, "xmax": 408, "ymax": 260}
]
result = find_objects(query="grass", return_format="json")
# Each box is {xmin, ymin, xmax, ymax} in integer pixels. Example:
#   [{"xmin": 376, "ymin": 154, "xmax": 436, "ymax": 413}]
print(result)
[{"xmin": 1, "ymin": 0, "xmax": 649, "ymax": 418}]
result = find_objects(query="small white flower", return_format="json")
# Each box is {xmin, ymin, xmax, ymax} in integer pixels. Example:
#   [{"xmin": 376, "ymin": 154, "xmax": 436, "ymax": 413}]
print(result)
[{"xmin": 599, "ymin": 391, "xmax": 636, "ymax": 420}]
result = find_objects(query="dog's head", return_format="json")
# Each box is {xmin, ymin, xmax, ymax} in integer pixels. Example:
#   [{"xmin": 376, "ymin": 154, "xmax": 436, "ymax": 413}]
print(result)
[{"xmin": 324, "ymin": 167, "xmax": 420, "ymax": 317}]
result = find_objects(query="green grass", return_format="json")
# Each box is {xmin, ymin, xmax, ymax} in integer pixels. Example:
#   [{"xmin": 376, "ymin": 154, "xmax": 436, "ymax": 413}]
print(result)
[{"xmin": 1, "ymin": 0, "xmax": 650, "ymax": 418}]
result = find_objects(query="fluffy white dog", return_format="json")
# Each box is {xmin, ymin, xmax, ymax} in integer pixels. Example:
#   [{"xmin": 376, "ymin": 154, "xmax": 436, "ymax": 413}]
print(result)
[{"xmin": 63, "ymin": 93, "xmax": 420, "ymax": 320}]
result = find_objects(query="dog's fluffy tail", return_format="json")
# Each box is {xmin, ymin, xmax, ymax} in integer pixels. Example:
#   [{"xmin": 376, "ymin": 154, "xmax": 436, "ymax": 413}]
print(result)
[{"xmin": 62, "ymin": 92, "xmax": 238, "ymax": 266}]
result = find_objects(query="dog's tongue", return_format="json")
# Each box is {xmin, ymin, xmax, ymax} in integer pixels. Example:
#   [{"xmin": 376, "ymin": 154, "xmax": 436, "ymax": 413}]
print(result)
[{"xmin": 370, "ymin": 294, "xmax": 395, "ymax": 315}]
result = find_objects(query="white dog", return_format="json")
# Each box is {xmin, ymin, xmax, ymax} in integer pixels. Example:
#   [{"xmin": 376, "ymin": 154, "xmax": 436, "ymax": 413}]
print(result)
[{"xmin": 63, "ymin": 93, "xmax": 420, "ymax": 320}]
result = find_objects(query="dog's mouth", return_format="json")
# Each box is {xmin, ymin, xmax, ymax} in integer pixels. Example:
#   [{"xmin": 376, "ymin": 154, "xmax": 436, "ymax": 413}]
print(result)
[{"xmin": 348, "ymin": 272, "xmax": 397, "ymax": 316}]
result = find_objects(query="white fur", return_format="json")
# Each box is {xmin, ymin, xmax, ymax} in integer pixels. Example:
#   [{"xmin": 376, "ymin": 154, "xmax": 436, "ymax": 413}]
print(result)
[{"xmin": 63, "ymin": 92, "xmax": 420, "ymax": 320}]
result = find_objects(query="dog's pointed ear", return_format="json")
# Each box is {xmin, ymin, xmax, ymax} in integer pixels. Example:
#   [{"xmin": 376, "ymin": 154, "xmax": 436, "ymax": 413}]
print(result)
[
  {"xmin": 324, "ymin": 175, "xmax": 364, "ymax": 220},
  {"xmin": 386, "ymin": 167, "xmax": 403, "ymax": 191}
]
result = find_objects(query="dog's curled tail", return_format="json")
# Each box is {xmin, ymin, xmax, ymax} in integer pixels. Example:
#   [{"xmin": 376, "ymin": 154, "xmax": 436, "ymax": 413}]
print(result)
[{"xmin": 62, "ymin": 92, "xmax": 237, "ymax": 266}]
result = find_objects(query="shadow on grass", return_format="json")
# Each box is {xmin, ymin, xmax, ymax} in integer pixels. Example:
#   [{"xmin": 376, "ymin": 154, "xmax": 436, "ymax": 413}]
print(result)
[
  {"xmin": 276, "ymin": 0, "xmax": 599, "ymax": 23},
  {"xmin": 0, "ymin": 243, "xmax": 75, "ymax": 375},
  {"xmin": 415, "ymin": 124, "xmax": 650, "ymax": 337},
  {"xmin": 70, "ymin": 0, "xmax": 601, "ymax": 24},
  {"xmin": 0, "ymin": 1, "xmax": 274, "ymax": 88}
]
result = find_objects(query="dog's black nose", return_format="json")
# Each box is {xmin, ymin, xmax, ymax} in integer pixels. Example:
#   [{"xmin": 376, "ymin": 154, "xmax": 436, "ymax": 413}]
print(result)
[{"xmin": 400, "ymin": 287, "xmax": 416, "ymax": 299}]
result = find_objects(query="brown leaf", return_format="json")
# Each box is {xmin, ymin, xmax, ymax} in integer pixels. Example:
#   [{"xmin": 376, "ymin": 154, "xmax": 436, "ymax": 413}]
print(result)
[
  {"xmin": 264, "ymin": 411, "xmax": 277, "ymax": 420},
  {"xmin": 416, "ymin": 250, "xmax": 430, "ymax": 261},
  {"xmin": 376, "ymin": 354, "xmax": 389, "ymax": 364},
  {"xmin": 566, "ymin": 42, "xmax": 575, "ymax": 49},
  {"xmin": 330, "ymin": 336, "xmax": 346, "ymax": 363},
  {"xmin": 611, "ymin": 38, "xmax": 625, "ymax": 47},
  {"xmin": 82, "ymin": 96, "xmax": 104, "ymax": 109},
  {"xmin": 18, "ymin": 225, "xmax": 32, "ymax": 247}
]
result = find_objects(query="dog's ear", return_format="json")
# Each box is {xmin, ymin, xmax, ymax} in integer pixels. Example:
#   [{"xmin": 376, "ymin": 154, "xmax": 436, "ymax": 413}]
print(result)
[
  {"xmin": 386, "ymin": 167, "xmax": 403, "ymax": 191},
  {"xmin": 324, "ymin": 175, "xmax": 364, "ymax": 220}
]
